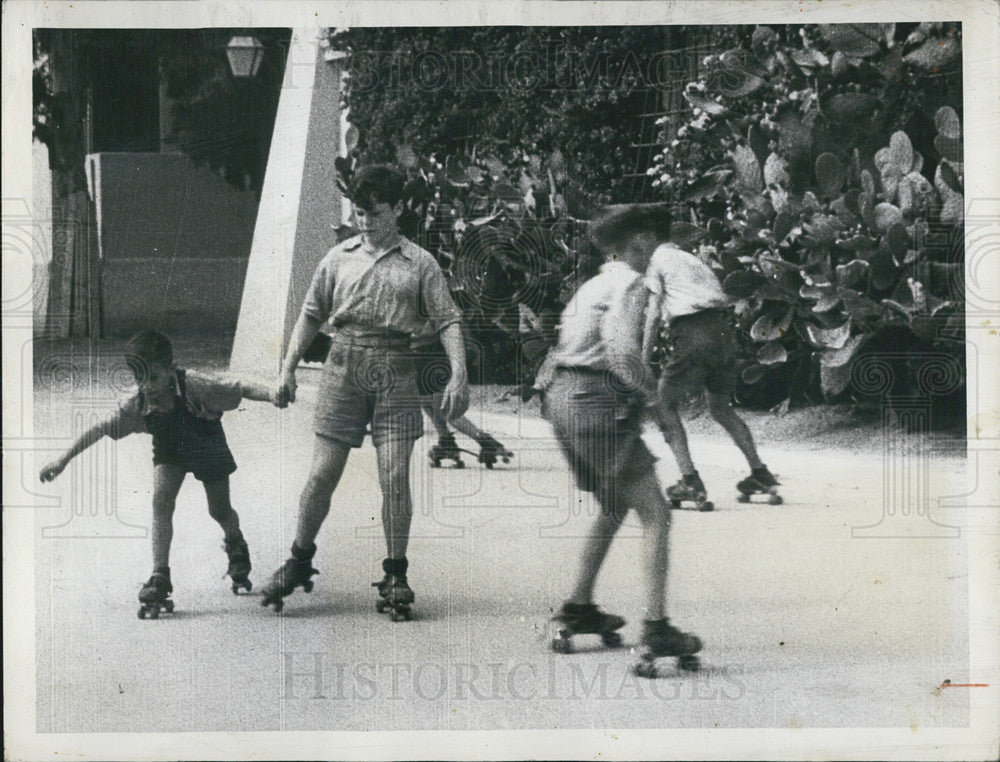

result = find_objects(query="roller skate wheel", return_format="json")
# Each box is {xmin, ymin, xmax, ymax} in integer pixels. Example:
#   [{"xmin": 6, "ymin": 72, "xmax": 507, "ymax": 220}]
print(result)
[
  {"xmin": 769, "ymin": 494, "xmax": 783, "ymax": 505},
  {"xmin": 454, "ymin": 460, "xmax": 465, "ymax": 469},
  {"xmin": 698, "ymin": 501, "xmax": 714, "ymax": 512},
  {"xmin": 430, "ymin": 459, "xmax": 441, "ymax": 468},
  {"xmin": 302, "ymin": 580, "xmax": 314, "ymax": 593},
  {"xmin": 390, "ymin": 608, "xmax": 412, "ymax": 622},
  {"xmin": 272, "ymin": 599, "xmax": 283, "ymax": 613},
  {"xmin": 149, "ymin": 606, "xmax": 160, "ymax": 620},
  {"xmin": 737, "ymin": 492, "xmax": 750, "ymax": 503},
  {"xmin": 164, "ymin": 600, "xmax": 175, "ymax": 613},
  {"xmin": 634, "ymin": 660, "xmax": 657, "ymax": 679},
  {"xmin": 375, "ymin": 599, "xmax": 387, "ymax": 613},
  {"xmin": 138, "ymin": 607, "xmax": 147, "ymax": 620},
  {"xmin": 601, "ymin": 631, "xmax": 623, "ymax": 648},
  {"xmin": 550, "ymin": 636, "xmax": 572, "ymax": 654},
  {"xmin": 678, "ymin": 654, "xmax": 700, "ymax": 672},
  {"xmin": 484, "ymin": 461, "xmax": 494, "ymax": 470},
  {"xmin": 669, "ymin": 499, "xmax": 681, "ymax": 509}
]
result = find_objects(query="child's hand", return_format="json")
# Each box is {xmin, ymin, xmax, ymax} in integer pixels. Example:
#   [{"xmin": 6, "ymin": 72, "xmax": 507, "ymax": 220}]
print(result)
[
  {"xmin": 39, "ymin": 459, "xmax": 67, "ymax": 482},
  {"xmin": 274, "ymin": 370, "xmax": 297, "ymax": 408}
]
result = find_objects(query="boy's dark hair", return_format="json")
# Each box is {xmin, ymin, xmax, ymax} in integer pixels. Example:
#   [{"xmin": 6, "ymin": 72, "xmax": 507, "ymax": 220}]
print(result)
[
  {"xmin": 589, "ymin": 203, "xmax": 672, "ymax": 255},
  {"xmin": 347, "ymin": 164, "xmax": 405, "ymax": 211},
  {"xmin": 124, "ymin": 329, "xmax": 173, "ymax": 379}
]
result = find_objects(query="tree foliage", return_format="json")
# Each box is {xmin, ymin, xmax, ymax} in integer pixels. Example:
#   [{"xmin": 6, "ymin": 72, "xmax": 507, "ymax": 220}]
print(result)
[
  {"xmin": 330, "ymin": 27, "xmax": 670, "ymax": 206},
  {"xmin": 648, "ymin": 23, "xmax": 964, "ymax": 410}
]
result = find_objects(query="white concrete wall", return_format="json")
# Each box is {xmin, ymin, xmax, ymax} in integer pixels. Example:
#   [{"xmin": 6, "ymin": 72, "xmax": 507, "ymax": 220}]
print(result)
[{"xmin": 228, "ymin": 30, "xmax": 345, "ymax": 378}]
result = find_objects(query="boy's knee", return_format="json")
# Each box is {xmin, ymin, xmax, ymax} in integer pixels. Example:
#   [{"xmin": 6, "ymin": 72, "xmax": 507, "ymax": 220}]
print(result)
[
  {"xmin": 707, "ymin": 393, "xmax": 731, "ymax": 417},
  {"xmin": 152, "ymin": 495, "xmax": 176, "ymax": 514},
  {"xmin": 207, "ymin": 501, "xmax": 233, "ymax": 521}
]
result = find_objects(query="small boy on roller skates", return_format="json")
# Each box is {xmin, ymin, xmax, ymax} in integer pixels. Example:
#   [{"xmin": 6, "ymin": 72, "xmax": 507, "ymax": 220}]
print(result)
[
  {"xmin": 631, "ymin": 207, "xmax": 780, "ymax": 509},
  {"xmin": 538, "ymin": 207, "xmax": 702, "ymax": 676},
  {"xmin": 38, "ymin": 330, "xmax": 277, "ymax": 618},
  {"xmin": 412, "ymin": 330, "xmax": 513, "ymax": 469},
  {"xmin": 262, "ymin": 165, "xmax": 469, "ymax": 618}
]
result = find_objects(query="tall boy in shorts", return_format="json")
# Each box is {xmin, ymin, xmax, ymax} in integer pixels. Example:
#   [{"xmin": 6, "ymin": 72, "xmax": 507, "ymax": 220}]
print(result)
[
  {"xmin": 260, "ymin": 165, "xmax": 469, "ymax": 617},
  {"xmin": 539, "ymin": 208, "xmax": 702, "ymax": 662}
]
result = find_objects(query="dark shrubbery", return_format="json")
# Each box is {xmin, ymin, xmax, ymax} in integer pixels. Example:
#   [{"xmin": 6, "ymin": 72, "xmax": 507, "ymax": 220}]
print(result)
[{"xmin": 648, "ymin": 23, "xmax": 964, "ymax": 413}]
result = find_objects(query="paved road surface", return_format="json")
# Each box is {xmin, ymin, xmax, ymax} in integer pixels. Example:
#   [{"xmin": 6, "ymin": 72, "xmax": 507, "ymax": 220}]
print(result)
[{"xmin": 31, "ymin": 374, "xmax": 973, "ymax": 734}]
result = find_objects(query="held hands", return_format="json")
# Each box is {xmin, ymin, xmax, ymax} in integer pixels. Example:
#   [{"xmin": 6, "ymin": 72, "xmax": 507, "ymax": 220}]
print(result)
[
  {"xmin": 274, "ymin": 370, "xmax": 297, "ymax": 409},
  {"xmin": 39, "ymin": 458, "xmax": 67, "ymax": 483}
]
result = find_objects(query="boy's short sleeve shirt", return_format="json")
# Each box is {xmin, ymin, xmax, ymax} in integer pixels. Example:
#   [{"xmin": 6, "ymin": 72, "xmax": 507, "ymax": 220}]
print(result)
[
  {"xmin": 301, "ymin": 235, "xmax": 462, "ymax": 336},
  {"xmin": 644, "ymin": 244, "xmax": 729, "ymax": 324},
  {"xmin": 548, "ymin": 261, "xmax": 645, "ymax": 371},
  {"xmin": 102, "ymin": 369, "xmax": 244, "ymax": 439},
  {"xmin": 182, "ymin": 370, "xmax": 244, "ymax": 417}
]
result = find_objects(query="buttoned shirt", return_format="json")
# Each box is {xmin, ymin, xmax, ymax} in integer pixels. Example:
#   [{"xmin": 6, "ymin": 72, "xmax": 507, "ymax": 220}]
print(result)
[
  {"xmin": 545, "ymin": 261, "xmax": 647, "ymax": 373},
  {"xmin": 302, "ymin": 235, "xmax": 462, "ymax": 337},
  {"xmin": 104, "ymin": 369, "xmax": 244, "ymax": 440},
  {"xmin": 644, "ymin": 244, "xmax": 729, "ymax": 325}
]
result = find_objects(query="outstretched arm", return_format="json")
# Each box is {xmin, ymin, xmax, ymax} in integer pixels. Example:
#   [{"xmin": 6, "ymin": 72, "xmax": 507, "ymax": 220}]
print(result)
[
  {"xmin": 240, "ymin": 380, "xmax": 276, "ymax": 404},
  {"xmin": 274, "ymin": 313, "xmax": 323, "ymax": 408},
  {"xmin": 39, "ymin": 419, "xmax": 112, "ymax": 482}
]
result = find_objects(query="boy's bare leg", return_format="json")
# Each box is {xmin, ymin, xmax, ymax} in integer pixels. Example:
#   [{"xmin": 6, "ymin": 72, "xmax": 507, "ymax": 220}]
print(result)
[
  {"xmin": 423, "ymin": 396, "xmax": 451, "ymax": 438},
  {"xmin": 294, "ymin": 434, "xmax": 351, "ymax": 548},
  {"xmin": 151, "ymin": 464, "xmax": 186, "ymax": 569},
  {"xmin": 428, "ymin": 392, "xmax": 489, "ymax": 442},
  {"xmin": 376, "ymin": 438, "xmax": 415, "ymax": 558},
  {"xmin": 202, "ymin": 477, "xmax": 243, "ymax": 543},
  {"xmin": 450, "ymin": 415, "xmax": 489, "ymax": 442},
  {"xmin": 654, "ymin": 401, "xmax": 697, "ymax": 475},
  {"xmin": 628, "ymin": 470, "xmax": 672, "ymax": 621},
  {"xmin": 707, "ymin": 392, "xmax": 764, "ymax": 470},
  {"xmin": 566, "ymin": 486, "xmax": 625, "ymax": 604}
]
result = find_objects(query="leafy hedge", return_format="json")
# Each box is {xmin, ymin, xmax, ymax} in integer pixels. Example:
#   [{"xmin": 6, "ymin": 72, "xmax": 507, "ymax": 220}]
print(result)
[
  {"xmin": 648, "ymin": 23, "xmax": 965, "ymax": 411},
  {"xmin": 330, "ymin": 25, "xmax": 965, "ymax": 414}
]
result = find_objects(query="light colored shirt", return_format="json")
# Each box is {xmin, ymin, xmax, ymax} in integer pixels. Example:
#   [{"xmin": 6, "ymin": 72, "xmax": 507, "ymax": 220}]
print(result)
[
  {"xmin": 302, "ymin": 235, "xmax": 462, "ymax": 337},
  {"xmin": 104, "ymin": 368, "xmax": 244, "ymax": 440},
  {"xmin": 545, "ymin": 261, "xmax": 648, "ymax": 373},
  {"xmin": 644, "ymin": 244, "xmax": 729, "ymax": 325}
]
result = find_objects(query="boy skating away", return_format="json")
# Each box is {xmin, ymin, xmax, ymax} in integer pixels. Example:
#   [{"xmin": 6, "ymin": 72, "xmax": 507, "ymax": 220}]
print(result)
[
  {"xmin": 38, "ymin": 330, "xmax": 276, "ymax": 617},
  {"xmin": 262, "ymin": 165, "xmax": 469, "ymax": 618},
  {"xmin": 412, "ymin": 330, "xmax": 513, "ymax": 469},
  {"xmin": 632, "ymin": 207, "xmax": 780, "ymax": 508},
  {"xmin": 539, "ymin": 210, "xmax": 701, "ymax": 671}
]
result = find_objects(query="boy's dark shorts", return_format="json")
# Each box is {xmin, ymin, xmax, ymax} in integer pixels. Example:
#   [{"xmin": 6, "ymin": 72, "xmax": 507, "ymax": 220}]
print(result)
[
  {"xmin": 413, "ymin": 340, "xmax": 451, "ymax": 397},
  {"xmin": 314, "ymin": 334, "xmax": 423, "ymax": 448},
  {"xmin": 152, "ymin": 430, "xmax": 237, "ymax": 483},
  {"xmin": 542, "ymin": 367, "xmax": 656, "ymax": 494},
  {"xmin": 659, "ymin": 308, "xmax": 737, "ymax": 407}
]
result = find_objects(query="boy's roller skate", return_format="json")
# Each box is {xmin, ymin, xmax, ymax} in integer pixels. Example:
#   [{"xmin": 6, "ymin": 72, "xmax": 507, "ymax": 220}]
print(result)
[
  {"xmin": 372, "ymin": 557, "xmax": 414, "ymax": 621},
  {"xmin": 550, "ymin": 602, "xmax": 626, "ymax": 653},
  {"xmin": 260, "ymin": 542, "xmax": 319, "ymax": 613},
  {"xmin": 137, "ymin": 570, "xmax": 175, "ymax": 620},
  {"xmin": 634, "ymin": 618, "xmax": 703, "ymax": 678},
  {"xmin": 475, "ymin": 433, "xmax": 513, "ymax": 469},
  {"xmin": 666, "ymin": 471, "xmax": 714, "ymax": 512},
  {"xmin": 429, "ymin": 433, "xmax": 465, "ymax": 468},
  {"xmin": 737, "ymin": 466, "xmax": 782, "ymax": 505},
  {"xmin": 224, "ymin": 536, "xmax": 252, "ymax": 594}
]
